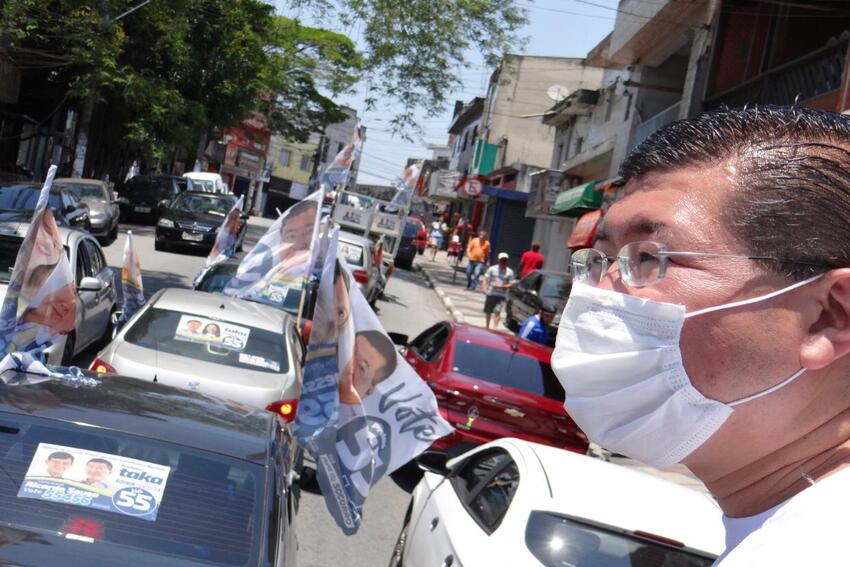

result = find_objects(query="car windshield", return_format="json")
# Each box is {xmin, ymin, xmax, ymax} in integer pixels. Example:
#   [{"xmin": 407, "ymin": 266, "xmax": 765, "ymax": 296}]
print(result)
[
  {"xmin": 172, "ymin": 194, "xmax": 232, "ymax": 216},
  {"xmin": 124, "ymin": 307, "xmax": 288, "ymax": 374},
  {"xmin": 0, "ymin": 413, "xmax": 264, "ymax": 566},
  {"xmin": 540, "ymin": 276, "xmax": 571, "ymax": 299},
  {"xmin": 0, "ymin": 186, "xmax": 61, "ymax": 212},
  {"xmin": 451, "ymin": 342, "xmax": 564, "ymax": 401},
  {"xmin": 525, "ymin": 511, "xmax": 715, "ymax": 567},
  {"xmin": 59, "ymin": 183, "xmax": 106, "ymax": 201}
]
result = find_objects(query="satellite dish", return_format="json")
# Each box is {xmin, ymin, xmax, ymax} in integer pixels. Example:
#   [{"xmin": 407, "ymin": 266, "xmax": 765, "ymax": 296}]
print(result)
[{"xmin": 547, "ymin": 85, "xmax": 570, "ymax": 102}]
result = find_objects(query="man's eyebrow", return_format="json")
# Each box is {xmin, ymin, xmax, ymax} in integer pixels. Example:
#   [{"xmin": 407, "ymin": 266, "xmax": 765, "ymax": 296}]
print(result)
[{"xmin": 597, "ymin": 217, "xmax": 670, "ymax": 244}]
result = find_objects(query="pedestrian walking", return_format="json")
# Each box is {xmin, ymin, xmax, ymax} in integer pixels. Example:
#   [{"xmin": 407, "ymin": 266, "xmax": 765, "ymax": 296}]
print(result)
[
  {"xmin": 519, "ymin": 242, "xmax": 545, "ymax": 278},
  {"xmin": 428, "ymin": 215, "xmax": 447, "ymax": 261},
  {"xmin": 465, "ymin": 230, "xmax": 490, "ymax": 290},
  {"xmin": 551, "ymin": 106, "xmax": 850, "ymax": 566},
  {"xmin": 482, "ymin": 252, "xmax": 515, "ymax": 329},
  {"xmin": 518, "ymin": 306, "xmax": 555, "ymax": 345}
]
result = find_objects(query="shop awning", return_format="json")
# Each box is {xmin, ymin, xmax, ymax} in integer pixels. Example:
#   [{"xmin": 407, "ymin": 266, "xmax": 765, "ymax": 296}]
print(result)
[
  {"xmin": 551, "ymin": 181, "xmax": 602, "ymax": 217},
  {"xmin": 567, "ymin": 209, "xmax": 603, "ymax": 249}
]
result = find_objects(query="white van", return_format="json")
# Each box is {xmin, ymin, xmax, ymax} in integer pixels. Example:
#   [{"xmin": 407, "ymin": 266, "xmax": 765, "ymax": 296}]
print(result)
[{"xmin": 183, "ymin": 172, "xmax": 230, "ymax": 194}]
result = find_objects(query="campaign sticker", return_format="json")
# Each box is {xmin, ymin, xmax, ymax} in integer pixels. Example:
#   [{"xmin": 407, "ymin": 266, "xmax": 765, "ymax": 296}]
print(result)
[
  {"xmin": 238, "ymin": 352, "xmax": 281, "ymax": 372},
  {"xmin": 338, "ymin": 243, "xmax": 363, "ymax": 266},
  {"xmin": 174, "ymin": 314, "xmax": 250, "ymax": 352},
  {"xmin": 17, "ymin": 443, "xmax": 171, "ymax": 521}
]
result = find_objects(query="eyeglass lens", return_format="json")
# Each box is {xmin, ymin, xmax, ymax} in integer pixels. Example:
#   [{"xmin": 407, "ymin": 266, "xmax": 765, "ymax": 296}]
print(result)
[{"xmin": 619, "ymin": 241, "xmax": 665, "ymax": 287}]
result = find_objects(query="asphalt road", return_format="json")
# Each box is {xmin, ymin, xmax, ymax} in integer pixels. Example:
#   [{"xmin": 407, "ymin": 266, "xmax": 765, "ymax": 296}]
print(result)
[{"xmin": 72, "ymin": 215, "xmax": 451, "ymax": 567}]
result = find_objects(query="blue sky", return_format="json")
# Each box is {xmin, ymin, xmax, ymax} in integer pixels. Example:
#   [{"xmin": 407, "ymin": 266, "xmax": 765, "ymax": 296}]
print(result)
[{"xmin": 276, "ymin": 0, "xmax": 618, "ymax": 185}]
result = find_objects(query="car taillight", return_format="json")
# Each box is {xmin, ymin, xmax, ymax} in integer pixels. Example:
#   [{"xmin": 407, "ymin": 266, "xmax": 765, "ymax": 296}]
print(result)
[
  {"xmin": 63, "ymin": 516, "xmax": 103, "ymax": 540},
  {"xmin": 352, "ymin": 269, "xmax": 369, "ymax": 284},
  {"xmin": 266, "ymin": 399, "xmax": 298, "ymax": 423},
  {"xmin": 89, "ymin": 358, "xmax": 116, "ymax": 374}
]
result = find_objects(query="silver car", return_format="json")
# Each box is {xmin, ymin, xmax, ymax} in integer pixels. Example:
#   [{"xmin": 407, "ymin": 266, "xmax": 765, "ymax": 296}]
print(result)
[
  {"xmin": 54, "ymin": 178, "xmax": 120, "ymax": 242},
  {"xmin": 0, "ymin": 219, "xmax": 117, "ymax": 365},
  {"xmin": 338, "ymin": 230, "xmax": 384, "ymax": 306},
  {"xmin": 92, "ymin": 288, "xmax": 304, "ymax": 409}
]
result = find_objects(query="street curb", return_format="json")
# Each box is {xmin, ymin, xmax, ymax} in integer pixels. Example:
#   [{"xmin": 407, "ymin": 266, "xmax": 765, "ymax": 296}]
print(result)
[{"xmin": 419, "ymin": 265, "xmax": 465, "ymax": 324}]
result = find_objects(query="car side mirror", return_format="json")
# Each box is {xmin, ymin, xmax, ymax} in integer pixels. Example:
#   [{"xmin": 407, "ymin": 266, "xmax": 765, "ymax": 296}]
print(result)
[
  {"xmin": 388, "ymin": 332, "xmax": 408, "ymax": 346},
  {"xmin": 78, "ymin": 276, "xmax": 104, "ymax": 292},
  {"xmin": 158, "ymin": 199, "xmax": 170, "ymax": 208},
  {"xmin": 416, "ymin": 450, "xmax": 450, "ymax": 476},
  {"xmin": 240, "ymin": 212, "xmax": 249, "ymax": 221}
]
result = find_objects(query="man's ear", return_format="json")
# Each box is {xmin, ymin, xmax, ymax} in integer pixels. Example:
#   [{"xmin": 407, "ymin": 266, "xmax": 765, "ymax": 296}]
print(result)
[{"xmin": 801, "ymin": 269, "xmax": 850, "ymax": 369}]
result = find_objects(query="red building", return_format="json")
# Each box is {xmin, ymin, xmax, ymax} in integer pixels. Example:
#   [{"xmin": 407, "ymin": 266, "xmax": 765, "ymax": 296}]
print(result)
[{"xmin": 218, "ymin": 115, "xmax": 271, "ymax": 210}]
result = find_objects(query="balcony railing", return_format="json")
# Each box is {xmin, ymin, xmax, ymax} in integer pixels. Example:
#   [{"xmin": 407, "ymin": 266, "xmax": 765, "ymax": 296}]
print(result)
[
  {"xmin": 705, "ymin": 34, "xmax": 849, "ymax": 109},
  {"xmin": 630, "ymin": 101, "xmax": 681, "ymax": 152}
]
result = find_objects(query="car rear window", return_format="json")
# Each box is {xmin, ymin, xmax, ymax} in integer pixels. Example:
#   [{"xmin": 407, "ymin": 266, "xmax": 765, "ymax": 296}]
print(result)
[
  {"xmin": 124, "ymin": 307, "xmax": 288, "ymax": 374},
  {"xmin": 0, "ymin": 414, "xmax": 264, "ymax": 566},
  {"xmin": 451, "ymin": 342, "xmax": 564, "ymax": 401},
  {"xmin": 338, "ymin": 240, "xmax": 365, "ymax": 267},
  {"xmin": 402, "ymin": 221, "xmax": 419, "ymax": 237},
  {"xmin": 525, "ymin": 511, "xmax": 715, "ymax": 567}
]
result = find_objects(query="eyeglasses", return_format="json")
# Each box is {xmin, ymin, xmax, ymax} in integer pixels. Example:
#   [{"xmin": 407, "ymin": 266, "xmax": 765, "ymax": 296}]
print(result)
[{"xmin": 571, "ymin": 241, "xmax": 832, "ymax": 288}]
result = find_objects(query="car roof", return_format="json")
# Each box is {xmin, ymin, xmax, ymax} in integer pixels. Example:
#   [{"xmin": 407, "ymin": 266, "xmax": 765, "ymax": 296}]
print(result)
[
  {"xmin": 338, "ymin": 231, "xmax": 374, "ymax": 247},
  {"xmin": 54, "ymin": 177, "xmax": 108, "ymax": 187},
  {"xmin": 0, "ymin": 371, "xmax": 274, "ymax": 463},
  {"xmin": 151, "ymin": 288, "xmax": 290, "ymax": 333},
  {"xmin": 184, "ymin": 172, "xmax": 223, "ymax": 180},
  {"xmin": 0, "ymin": 220, "xmax": 90, "ymax": 245},
  {"xmin": 513, "ymin": 440, "xmax": 723, "ymax": 553},
  {"xmin": 450, "ymin": 322, "xmax": 553, "ymax": 361}
]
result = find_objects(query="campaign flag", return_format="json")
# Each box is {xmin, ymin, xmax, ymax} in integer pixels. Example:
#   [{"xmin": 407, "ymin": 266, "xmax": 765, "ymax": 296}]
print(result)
[
  {"xmin": 388, "ymin": 161, "xmax": 422, "ymax": 209},
  {"xmin": 192, "ymin": 195, "xmax": 244, "ymax": 288},
  {"xmin": 0, "ymin": 165, "xmax": 77, "ymax": 359},
  {"xmin": 295, "ymin": 226, "xmax": 451, "ymax": 535},
  {"xmin": 222, "ymin": 192, "xmax": 322, "ymax": 312},
  {"xmin": 320, "ymin": 125, "xmax": 362, "ymax": 189},
  {"xmin": 120, "ymin": 231, "xmax": 145, "ymax": 323}
]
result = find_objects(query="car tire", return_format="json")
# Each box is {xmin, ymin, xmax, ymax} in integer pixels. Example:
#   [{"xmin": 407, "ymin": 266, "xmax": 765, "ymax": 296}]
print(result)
[
  {"xmin": 60, "ymin": 332, "xmax": 75, "ymax": 366},
  {"xmin": 109, "ymin": 222, "xmax": 119, "ymax": 243},
  {"xmin": 154, "ymin": 240, "xmax": 166, "ymax": 252},
  {"xmin": 388, "ymin": 501, "xmax": 413, "ymax": 567}
]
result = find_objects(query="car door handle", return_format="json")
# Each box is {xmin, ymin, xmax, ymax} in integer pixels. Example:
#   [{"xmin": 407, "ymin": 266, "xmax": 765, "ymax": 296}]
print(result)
[
  {"xmin": 430, "ymin": 517, "xmax": 439, "ymax": 531},
  {"xmin": 504, "ymin": 407, "xmax": 525, "ymax": 418},
  {"xmin": 442, "ymin": 555, "xmax": 454, "ymax": 567}
]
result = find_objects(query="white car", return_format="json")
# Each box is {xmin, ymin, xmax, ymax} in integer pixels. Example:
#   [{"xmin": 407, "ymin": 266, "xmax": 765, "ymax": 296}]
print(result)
[
  {"xmin": 0, "ymin": 219, "xmax": 116, "ymax": 365},
  {"xmin": 393, "ymin": 438, "xmax": 724, "ymax": 567},
  {"xmin": 183, "ymin": 172, "xmax": 230, "ymax": 194},
  {"xmin": 338, "ymin": 231, "xmax": 383, "ymax": 306},
  {"xmin": 91, "ymin": 288, "xmax": 304, "ymax": 409}
]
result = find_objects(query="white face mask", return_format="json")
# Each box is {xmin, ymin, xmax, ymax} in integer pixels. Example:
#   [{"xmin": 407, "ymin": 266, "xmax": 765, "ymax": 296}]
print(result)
[{"xmin": 551, "ymin": 276, "xmax": 820, "ymax": 468}]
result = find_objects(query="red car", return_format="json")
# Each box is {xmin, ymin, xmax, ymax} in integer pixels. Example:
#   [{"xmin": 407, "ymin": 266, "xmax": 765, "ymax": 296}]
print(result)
[
  {"xmin": 408, "ymin": 217, "xmax": 427, "ymax": 254},
  {"xmin": 398, "ymin": 321, "xmax": 588, "ymax": 456}
]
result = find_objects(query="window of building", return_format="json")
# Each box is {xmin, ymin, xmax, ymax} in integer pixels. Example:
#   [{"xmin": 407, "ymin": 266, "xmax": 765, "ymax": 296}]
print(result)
[
  {"xmin": 278, "ymin": 149, "xmax": 291, "ymax": 166},
  {"xmin": 299, "ymin": 154, "xmax": 311, "ymax": 171},
  {"xmin": 461, "ymin": 131, "xmax": 469, "ymax": 152},
  {"xmin": 338, "ymin": 142, "xmax": 344, "ymax": 154},
  {"xmin": 604, "ymin": 90, "xmax": 614, "ymax": 122},
  {"xmin": 555, "ymin": 142, "xmax": 564, "ymax": 168},
  {"xmin": 575, "ymin": 136, "xmax": 584, "ymax": 155}
]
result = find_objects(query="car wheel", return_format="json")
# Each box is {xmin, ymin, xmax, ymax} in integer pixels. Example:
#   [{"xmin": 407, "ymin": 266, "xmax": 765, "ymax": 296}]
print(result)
[
  {"xmin": 387, "ymin": 502, "xmax": 413, "ymax": 567},
  {"xmin": 154, "ymin": 240, "xmax": 166, "ymax": 252},
  {"xmin": 109, "ymin": 222, "xmax": 119, "ymax": 243},
  {"xmin": 60, "ymin": 332, "xmax": 75, "ymax": 366}
]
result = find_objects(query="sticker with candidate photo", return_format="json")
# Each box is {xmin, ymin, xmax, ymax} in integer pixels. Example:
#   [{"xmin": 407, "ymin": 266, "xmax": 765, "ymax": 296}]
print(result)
[
  {"xmin": 17, "ymin": 443, "xmax": 171, "ymax": 521},
  {"xmin": 174, "ymin": 314, "xmax": 250, "ymax": 352}
]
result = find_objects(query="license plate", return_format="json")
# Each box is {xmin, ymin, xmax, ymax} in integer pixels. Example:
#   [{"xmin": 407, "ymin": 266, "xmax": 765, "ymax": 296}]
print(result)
[
  {"xmin": 134, "ymin": 206, "xmax": 151, "ymax": 213},
  {"xmin": 182, "ymin": 232, "xmax": 203, "ymax": 242}
]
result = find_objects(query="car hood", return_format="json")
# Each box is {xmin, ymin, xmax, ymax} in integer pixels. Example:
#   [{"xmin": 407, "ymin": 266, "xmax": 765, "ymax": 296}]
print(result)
[
  {"xmin": 164, "ymin": 208, "xmax": 226, "ymax": 226},
  {"xmin": 83, "ymin": 199, "xmax": 111, "ymax": 216}
]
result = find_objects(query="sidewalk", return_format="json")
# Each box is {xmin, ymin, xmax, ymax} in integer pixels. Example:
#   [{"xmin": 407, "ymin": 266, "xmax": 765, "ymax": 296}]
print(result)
[{"xmin": 415, "ymin": 250, "xmax": 490, "ymax": 328}]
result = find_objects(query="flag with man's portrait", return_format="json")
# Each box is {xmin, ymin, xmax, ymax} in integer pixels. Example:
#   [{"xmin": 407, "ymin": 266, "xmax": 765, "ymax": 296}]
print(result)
[
  {"xmin": 388, "ymin": 161, "xmax": 422, "ymax": 209},
  {"xmin": 320, "ymin": 125, "xmax": 362, "ymax": 189},
  {"xmin": 192, "ymin": 195, "xmax": 244, "ymax": 288},
  {"xmin": 295, "ymin": 226, "xmax": 451, "ymax": 535},
  {"xmin": 0, "ymin": 165, "xmax": 77, "ymax": 359},
  {"xmin": 120, "ymin": 231, "xmax": 144, "ymax": 323},
  {"xmin": 222, "ymin": 191, "xmax": 322, "ymax": 312}
]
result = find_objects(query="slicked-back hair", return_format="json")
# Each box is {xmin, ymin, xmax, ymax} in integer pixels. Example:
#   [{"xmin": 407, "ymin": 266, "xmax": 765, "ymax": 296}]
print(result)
[{"xmin": 620, "ymin": 105, "xmax": 850, "ymax": 280}]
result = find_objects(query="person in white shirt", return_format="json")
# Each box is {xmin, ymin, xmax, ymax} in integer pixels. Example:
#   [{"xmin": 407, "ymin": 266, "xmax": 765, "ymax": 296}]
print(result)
[
  {"xmin": 482, "ymin": 252, "xmax": 515, "ymax": 329},
  {"xmin": 550, "ymin": 106, "xmax": 850, "ymax": 566}
]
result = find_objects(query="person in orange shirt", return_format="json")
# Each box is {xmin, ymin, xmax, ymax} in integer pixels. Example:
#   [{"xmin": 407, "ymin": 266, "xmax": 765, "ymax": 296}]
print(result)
[{"xmin": 465, "ymin": 230, "xmax": 491, "ymax": 290}]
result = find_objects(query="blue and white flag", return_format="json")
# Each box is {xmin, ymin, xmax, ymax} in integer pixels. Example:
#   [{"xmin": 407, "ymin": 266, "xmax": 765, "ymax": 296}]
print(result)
[
  {"xmin": 320, "ymin": 125, "xmax": 362, "ymax": 190},
  {"xmin": 192, "ymin": 195, "xmax": 244, "ymax": 288},
  {"xmin": 295, "ymin": 226, "xmax": 451, "ymax": 535},
  {"xmin": 388, "ymin": 161, "xmax": 422, "ymax": 209},
  {"xmin": 0, "ymin": 165, "xmax": 77, "ymax": 360},
  {"xmin": 120, "ymin": 231, "xmax": 144, "ymax": 323},
  {"xmin": 222, "ymin": 192, "xmax": 322, "ymax": 311}
]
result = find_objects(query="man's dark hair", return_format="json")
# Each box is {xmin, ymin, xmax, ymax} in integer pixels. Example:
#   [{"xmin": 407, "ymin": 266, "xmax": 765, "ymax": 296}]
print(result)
[
  {"xmin": 187, "ymin": 319, "xmax": 202, "ymax": 326},
  {"xmin": 48, "ymin": 451, "xmax": 74, "ymax": 462},
  {"xmin": 87, "ymin": 458, "xmax": 113, "ymax": 471},
  {"xmin": 531, "ymin": 242, "xmax": 541, "ymax": 252},
  {"xmin": 620, "ymin": 105, "xmax": 850, "ymax": 280},
  {"xmin": 286, "ymin": 198, "xmax": 317, "ymax": 220},
  {"xmin": 357, "ymin": 330, "xmax": 397, "ymax": 385}
]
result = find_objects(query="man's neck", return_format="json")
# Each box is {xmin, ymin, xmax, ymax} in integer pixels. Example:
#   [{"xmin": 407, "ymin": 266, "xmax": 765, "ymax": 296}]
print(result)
[{"xmin": 700, "ymin": 409, "xmax": 850, "ymax": 518}]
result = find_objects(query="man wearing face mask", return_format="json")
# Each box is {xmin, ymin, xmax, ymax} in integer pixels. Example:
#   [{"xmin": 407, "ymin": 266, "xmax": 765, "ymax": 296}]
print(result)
[{"xmin": 551, "ymin": 106, "xmax": 850, "ymax": 566}]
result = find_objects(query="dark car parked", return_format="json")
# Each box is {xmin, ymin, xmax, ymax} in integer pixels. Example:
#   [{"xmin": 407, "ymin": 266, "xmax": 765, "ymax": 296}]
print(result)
[
  {"xmin": 394, "ymin": 218, "xmax": 424, "ymax": 270},
  {"xmin": 505, "ymin": 270, "xmax": 571, "ymax": 343},
  {"xmin": 155, "ymin": 191, "xmax": 246, "ymax": 253},
  {"xmin": 0, "ymin": 183, "xmax": 90, "ymax": 230},
  {"xmin": 0, "ymin": 370, "xmax": 300, "ymax": 567},
  {"xmin": 116, "ymin": 175, "xmax": 192, "ymax": 223}
]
